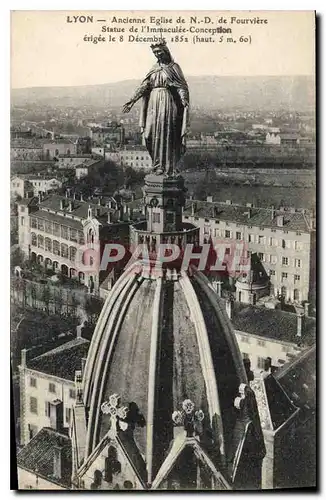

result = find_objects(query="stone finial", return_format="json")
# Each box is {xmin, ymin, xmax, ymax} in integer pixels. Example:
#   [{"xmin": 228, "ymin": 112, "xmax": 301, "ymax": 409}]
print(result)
[
  {"xmin": 101, "ymin": 394, "xmax": 128, "ymax": 433},
  {"xmin": 172, "ymin": 399, "xmax": 204, "ymax": 437}
]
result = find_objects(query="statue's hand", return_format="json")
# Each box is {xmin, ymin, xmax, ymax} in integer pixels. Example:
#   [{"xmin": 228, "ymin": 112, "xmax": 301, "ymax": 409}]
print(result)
[{"xmin": 122, "ymin": 101, "xmax": 133, "ymax": 113}]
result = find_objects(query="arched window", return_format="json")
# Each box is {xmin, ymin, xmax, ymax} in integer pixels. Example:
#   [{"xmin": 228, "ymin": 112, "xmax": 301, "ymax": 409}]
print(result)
[
  {"xmin": 282, "ymin": 239, "xmax": 286, "ymax": 249},
  {"xmin": 53, "ymin": 240, "xmax": 60, "ymax": 255},
  {"xmin": 69, "ymin": 246, "xmax": 77, "ymax": 262},
  {"xmin": 61, "ymin": 243, "xmax": 68, "ymax": 259},
  {"xmin": 45, "ymin": 237, "xmax": 52, "ymax": 252},
  {"xmin": 31, "ymin": 233, "xmax": 37, "ymax": 246},
  {"xmin": 37, "ymin": 235, "xmax": 44, "ymax": 249},
  {"xmin": 294, "ymin": 289, "xmax": 300, "ymax": 301}
]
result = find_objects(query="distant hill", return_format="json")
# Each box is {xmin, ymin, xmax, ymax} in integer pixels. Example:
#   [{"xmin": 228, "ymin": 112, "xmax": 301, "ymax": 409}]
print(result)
[{"xmin": 11, "ymin": 75, "xmax": 314, "ymax": 111}]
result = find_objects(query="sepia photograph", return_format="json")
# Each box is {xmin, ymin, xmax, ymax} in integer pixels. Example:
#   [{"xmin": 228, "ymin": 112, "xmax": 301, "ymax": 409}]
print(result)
[{"xmin": 10, "ymin": 9, "xmax": 316, "ymax": 491}]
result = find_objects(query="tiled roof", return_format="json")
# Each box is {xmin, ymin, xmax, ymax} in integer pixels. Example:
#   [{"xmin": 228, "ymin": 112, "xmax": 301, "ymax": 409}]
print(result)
[
  {"xmin": 35, "ymin": 195, "xmax": 143, "ymax": 226},
  {"xmin": 27, "ymin": 337, "xmax": 90, "ymax": 381},
  {"xmin": 183, "ymin": 200, "xmax": 311, "ymax": 232},
  {"xmin": 228, "ymin": 301, "xmax": 316, "ymax": 345},
  {"xmin": 17, "ymin": 427, "xmax": 72, "ymax": 488},
  {"xmin": 276, "ymin": 345, "xmax": 316, "ymax": 410},
  {"xmin": 16, "ymin": 197, "xmax": 38, "ymax": 207},
  {"xmin": 32, "ymin": 209, "xmax": 84, "ymax": 230}
]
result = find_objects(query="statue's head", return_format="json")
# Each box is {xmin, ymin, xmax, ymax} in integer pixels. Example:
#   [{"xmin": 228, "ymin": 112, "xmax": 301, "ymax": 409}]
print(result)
[{"xmin": 150, "ymin": 39, "xmax": 172, "ymax": 63}]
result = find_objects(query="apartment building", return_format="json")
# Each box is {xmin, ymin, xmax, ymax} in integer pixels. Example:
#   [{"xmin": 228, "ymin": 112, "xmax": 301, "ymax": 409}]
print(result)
[
  {"xmin": 17, "ymin": 193, "xmax": 142, "ymax": 292},
  {"xmin": 19, "ymin": 336, "xmax": 90, "ymax": 446},
  {"xmin": 119, "ymin": 145, "xmax": 152, "ymax": 171},
  {"xmin": 183, "ymin": 198, "xmax": 315, "ymax": 305},
  {"xmin": 222, "ymin": 298, "xmax": 316, "ymax": 377}
]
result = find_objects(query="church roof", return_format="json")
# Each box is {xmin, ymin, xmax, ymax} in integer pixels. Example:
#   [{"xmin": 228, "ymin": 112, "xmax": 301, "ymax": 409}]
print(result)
[{"xmin": 80, "ymin": 260, "xmax": 264, "ymax": 487}]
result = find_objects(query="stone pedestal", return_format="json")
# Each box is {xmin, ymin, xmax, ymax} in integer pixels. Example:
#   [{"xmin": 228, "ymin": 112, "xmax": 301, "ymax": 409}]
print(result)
[{"xmin": 143, "ymin": 174, "xmax": 186, "ymax": 233}]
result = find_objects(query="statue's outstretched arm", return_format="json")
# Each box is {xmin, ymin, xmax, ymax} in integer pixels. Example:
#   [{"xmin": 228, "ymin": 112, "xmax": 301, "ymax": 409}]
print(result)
[{"xmin": 123, "ymin": 79, "xmax": 151, "ymax": 113}]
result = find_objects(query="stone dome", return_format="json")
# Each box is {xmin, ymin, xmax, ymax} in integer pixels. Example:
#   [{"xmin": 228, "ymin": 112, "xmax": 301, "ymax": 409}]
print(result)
[{"xmin": 79, "ymin": 260, "xmax": 265, "ymax": 488}]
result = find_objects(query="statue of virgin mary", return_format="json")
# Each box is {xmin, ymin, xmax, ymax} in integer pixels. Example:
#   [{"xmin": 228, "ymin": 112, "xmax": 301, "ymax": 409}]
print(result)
[{"xmin": 123, "ymin": 40, "xmax": 189, "ymax": 176}]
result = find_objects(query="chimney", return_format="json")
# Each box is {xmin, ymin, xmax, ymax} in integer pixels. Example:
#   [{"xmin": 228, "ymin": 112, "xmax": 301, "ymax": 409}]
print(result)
[
  {"xmin": 95, "ymin": 207, "xmax": 100, "ymax": 217},
  {"xmin": 271, "ymin": 205, "xmax": 275, "ymax": 220},
  {"xmin": 129, "ymin": 207, "xmax": 133, "ymax": 220},
  {"xmin": 304, "ymin": 302, "xmax": 310, "ymax": 317},
  {"xmin": 119, "ymin": 205, "xmax": 124, "ymax": 221},
  {"xmin": 21, "ymin": 348, "xmax": 27, "ymax": 368},
  {"xmin": 53, "ymin": 445, "xmax": 64, "ymax": 480},
  {"xmin": 226, "ymin": 297, "xmax": 234, "ymax": 320},
  {"xmin": 81, "ymin": 357, "xmax": 87, "ymax": 377},
  {"xmin": 107, "ymin": 200, "xmax": 112, "ymax": 209},
  {"xmin": 189, "ymin": 194, "xmax": 193, "ymax": 201},
  {"xmin": 107, "ymin": 211, "xmax": 113, "ymax": 224},
  {"xmin": 264, "ymin": 357, "xmax": 272, "ymax": 374},
  {"xmin": 247, "ymin": 208, "xmax": 252, "ymax": 219},
  {"xmin": 38, "ymin": 192, "xmax": 42, "ymax": 204},
  {"xmin": 60, "ymin": 199, "xmax": 65, "ymax": 210},
  {"xmin": 65, "ymin": 190, "xmax": 69, "ymax": 198},
  {"xmin": 212, "ymin": 280, "xmax": 222, "ymax": 297},
  {"xmin": 97, "ymin": 197, "xmax": 101, "ymax": 206},
  {"xmin": 131, "ymin": 193, "xmax": 136, "ymax": 201},
  {"xmin": 68, "ymin": 200, "xmax": 74, "ymax": 212},
  {"xmin": 191, "ymin": 202, "xmax": 196, "ymax": 216},
  {"xmin": 206, "ymin": 195, "xmax": 213, "ymax": 203},
  {"xmin": 73, "ymin": 192, "xmax": 76, "ymax": 200},
  {"xmin": 49, "ymin": 400, "xmax": 64, "ymax": 432},
  {"xmin": 277, "ymin": 215, "xmax": 284, "ymax": 227},
  {"xmin": 80, "ymin": 193, "xmax": 84, "ymax": 202},
  {"xmin": 296, "ymin": 307, "xmax": 305, "ymax": 337}
]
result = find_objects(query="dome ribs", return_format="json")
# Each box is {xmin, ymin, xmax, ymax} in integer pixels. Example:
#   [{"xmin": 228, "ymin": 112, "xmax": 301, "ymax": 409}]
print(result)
[
  {"xmin": 85, "ymin": 272, "xmax": 144, "ymax": 456},
  {"xmin": 179, "ymin": 271, "xmax": 226, "ymax": 466},
  {"xmin": 146, "ymin": 277, "xmax": 163, "ymax": 485}
]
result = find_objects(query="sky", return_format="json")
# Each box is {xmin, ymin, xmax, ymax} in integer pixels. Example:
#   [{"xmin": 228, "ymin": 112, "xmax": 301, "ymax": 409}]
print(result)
[{"xmin": 11, "ymin": 10, "xmax": 315, "ymax": 89}]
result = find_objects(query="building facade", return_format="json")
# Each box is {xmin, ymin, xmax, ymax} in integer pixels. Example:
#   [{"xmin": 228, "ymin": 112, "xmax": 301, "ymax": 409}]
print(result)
[
  {"xmin": 43, "ymin": 141, "xmax": 77, "ymax": 159},
  {"xmin": 183, "ymin": 199, "xmax": 315, "ymax": 305},
  {"xmin": 17, "ymin": 193, "xmax": 140, "ymax": 292},
  {"xmin": 119, "ymin": 145, "xmax": 152, "ymax": 171},
  {"xmin": 19, "ymin": 337, "xmax": 90, "ymax": 446}
]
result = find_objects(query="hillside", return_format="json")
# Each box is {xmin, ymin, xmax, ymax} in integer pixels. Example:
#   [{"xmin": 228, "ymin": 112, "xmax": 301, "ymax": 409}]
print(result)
[{"xmin": 11, "ymin": 75, "xmax": 314, "ymax": 111}]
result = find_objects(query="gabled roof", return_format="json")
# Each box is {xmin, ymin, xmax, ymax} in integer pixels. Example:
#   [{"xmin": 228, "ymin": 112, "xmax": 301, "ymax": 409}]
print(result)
[
  {"xmin": 183, "ymin": 200, "xmax": 311, "ymax": 232},
  {"xmin": 17, "ymin": 427, "xmax": 72, "ymax": 488},
  {"xmin": 276, "ymin": 345, "xmax": 316, "ymax": 410},
  {"xmin": 27, "ymin": 338, "xmax": 90, "ymax": 381},
  {"xmin": 229, "ymin": 301, "xmax": 316, "ymax": 345},
  {"xmin": 151, "ymin": 433, "xmax": 231, "ymax": 490}
]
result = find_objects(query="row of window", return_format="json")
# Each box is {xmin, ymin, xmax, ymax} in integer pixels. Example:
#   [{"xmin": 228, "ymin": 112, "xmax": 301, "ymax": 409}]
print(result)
[
  {"xmin": 30, "ymin": 234, "xmax": 77, "ymax": 261},
  {"xmin": 122, "ymin": 155, "xmax": 150, "ymax": 160},
  {"xmin": 242, "ymin": 354, "xmax": 286, "ymax": 370},
  {"xmin": 30, "ymin": 217, "xmax": 85, "ymax": 244},
  {"xmin": 253, "ymin": 252, "xmax": 302, "ymax": 268},
  {"xmin": 212, "ymin": 229, "xmax": 304, "ymax": 250},
  {"xmin": 123, "ymin": 162, "xmax": 151, "ymax": 168},
  {"xmin": 240, "ymin": 337, "xmax": 291, "ymax": 353},
  {"xmin": 190, "ymin": 216, "xmax": 304, "ymax": 237},
  {"xmin": 29, "ymin": 397, "xmax": 72, "ymax": 423},
  {"xmin": 30, "ymin": 377, "xmax": 76, "ymax": 399}
]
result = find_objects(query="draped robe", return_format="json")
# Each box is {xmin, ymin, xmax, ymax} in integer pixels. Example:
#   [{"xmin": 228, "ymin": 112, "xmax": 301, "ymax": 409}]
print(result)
[{"xmin": 131, "ymin": 62, "xmax": 189, "ymax": 176}]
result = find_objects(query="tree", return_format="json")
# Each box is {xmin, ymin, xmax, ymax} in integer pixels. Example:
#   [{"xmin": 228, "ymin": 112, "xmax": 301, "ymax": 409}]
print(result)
[
  {"xmin": 41, "ymin": 285, "xmax": 51, "ymax": 314},
  {"xmin": 84, "ymin": 296, "xmax": 103, "ymax": 325}
]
